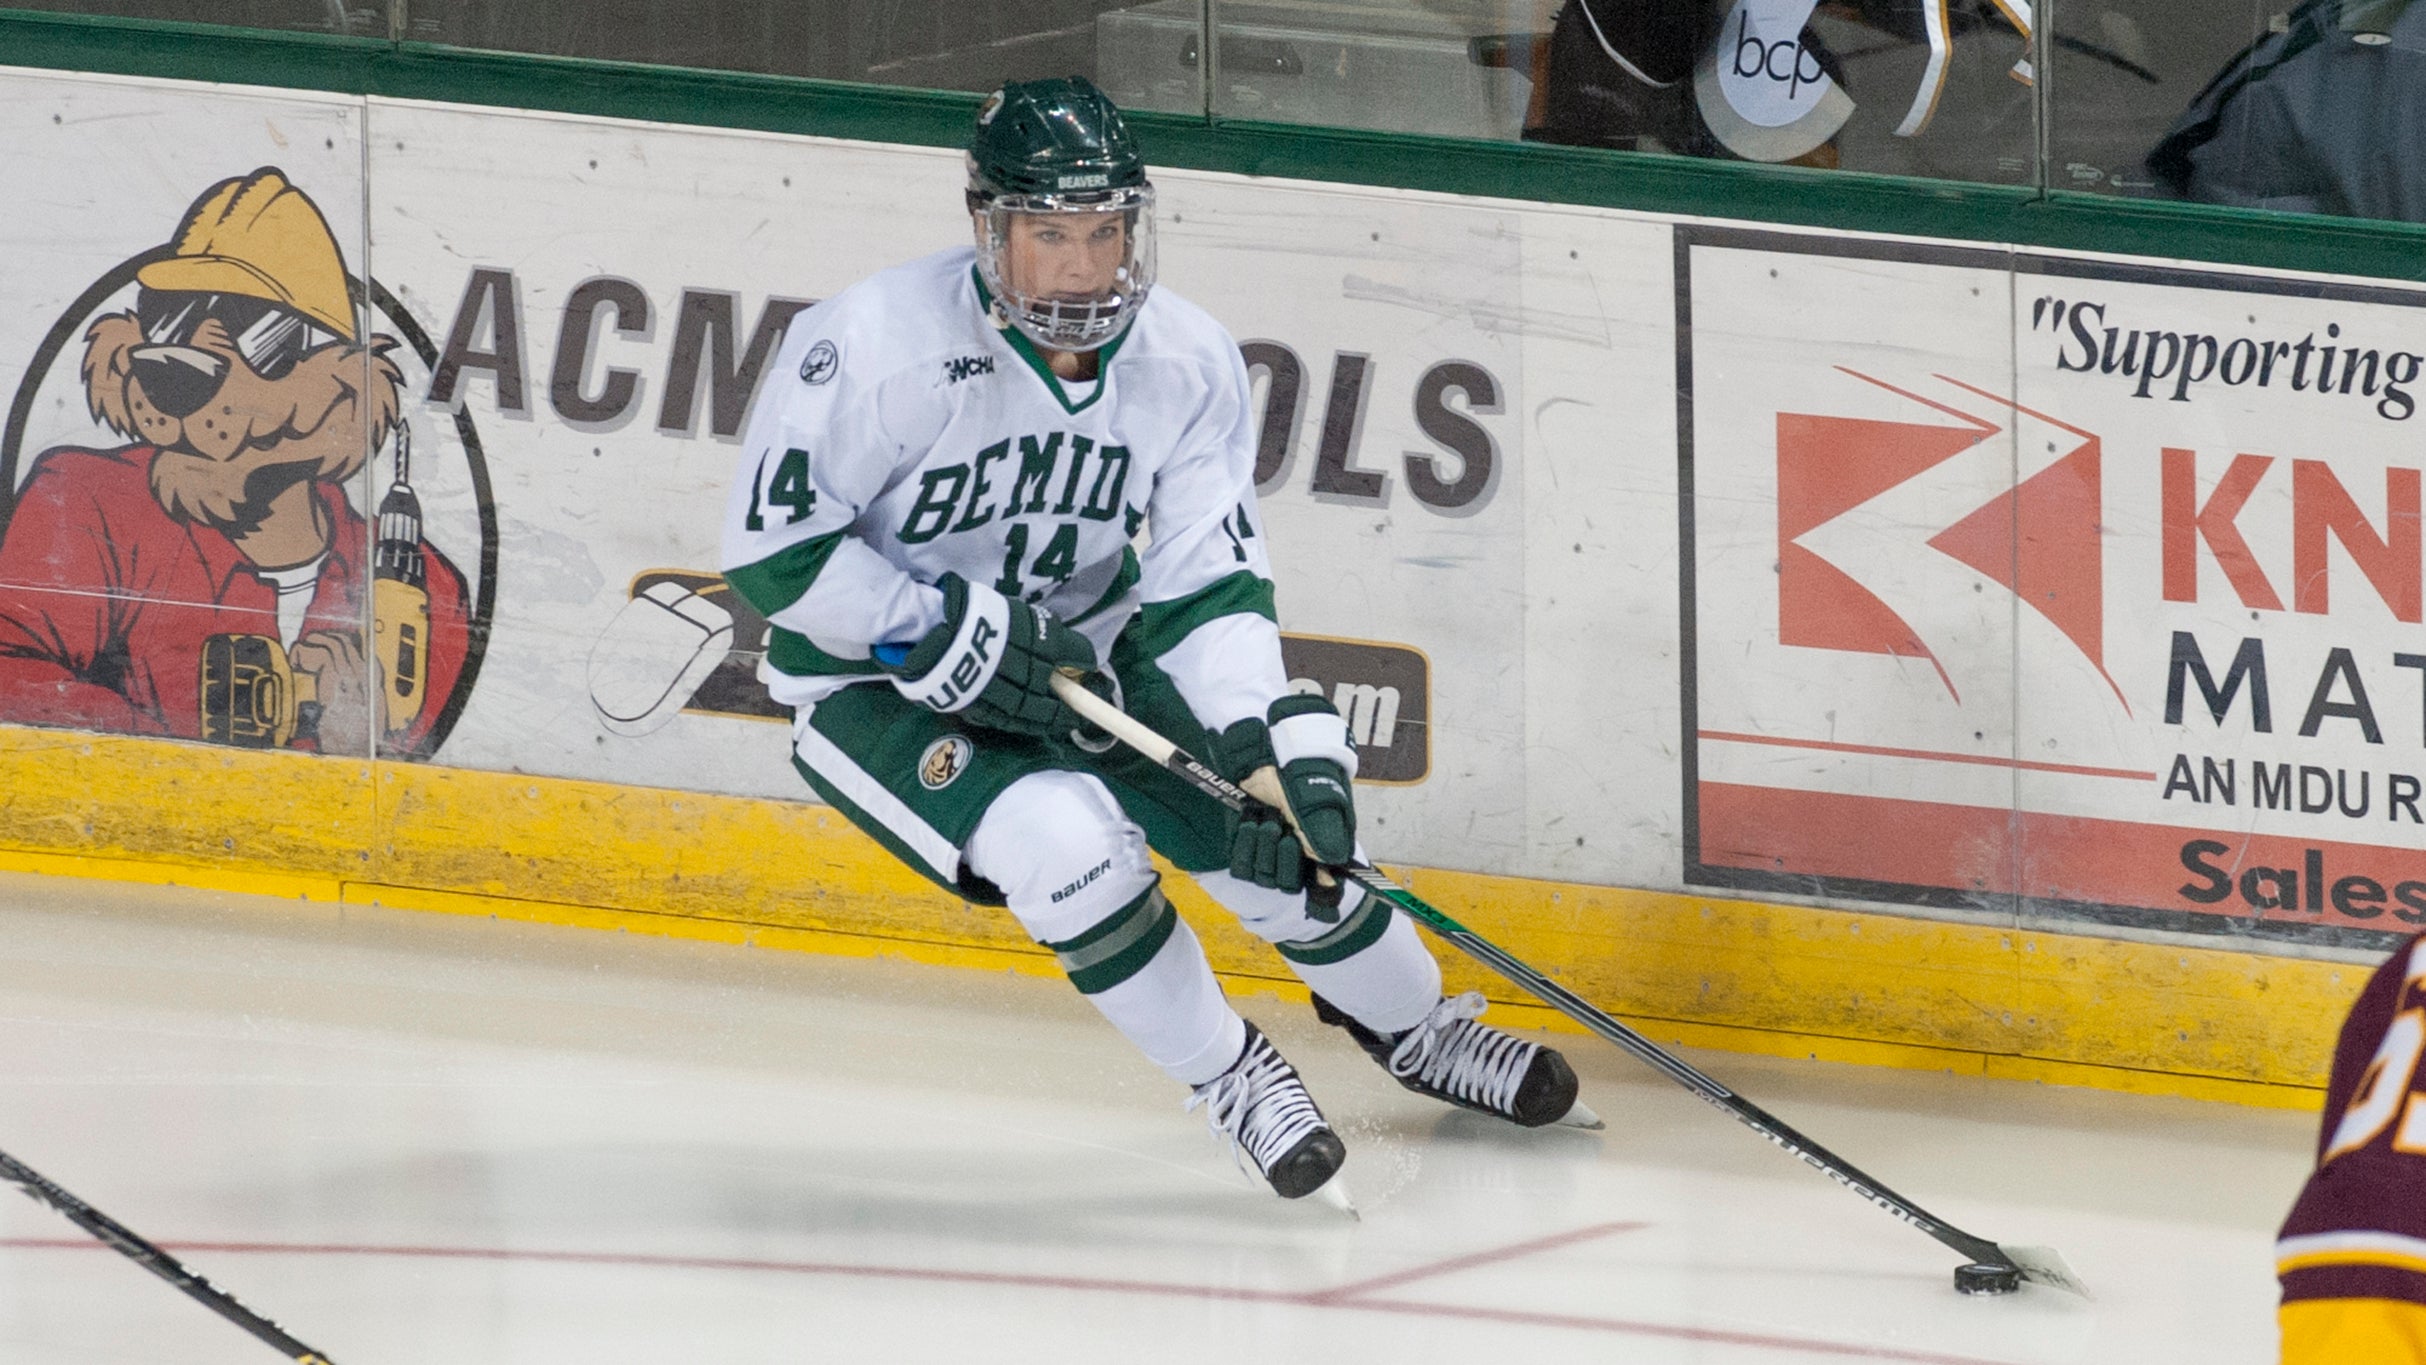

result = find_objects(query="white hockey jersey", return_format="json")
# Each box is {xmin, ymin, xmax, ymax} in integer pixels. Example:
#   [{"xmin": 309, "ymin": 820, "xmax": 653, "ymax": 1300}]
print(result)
[{"xmin": 720, "ymin": 247, "xmax": 1288, "ymax": 731}]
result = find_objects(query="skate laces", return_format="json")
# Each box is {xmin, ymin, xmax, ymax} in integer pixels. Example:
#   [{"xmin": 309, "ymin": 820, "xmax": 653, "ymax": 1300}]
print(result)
[
  {"xmin": 1387, "ymin": 991, "xmax": 1536, "ymax": 1116},
  {"xmin": 1187, "ymin": 1033, "xmax": 1327, "ymax": 1179}
]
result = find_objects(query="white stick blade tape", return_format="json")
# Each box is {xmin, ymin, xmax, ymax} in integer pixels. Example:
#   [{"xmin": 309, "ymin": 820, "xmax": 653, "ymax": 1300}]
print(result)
[{"xmin": 2003, "ymin": 1244, "xmax": 2092, "ymax": 1299}]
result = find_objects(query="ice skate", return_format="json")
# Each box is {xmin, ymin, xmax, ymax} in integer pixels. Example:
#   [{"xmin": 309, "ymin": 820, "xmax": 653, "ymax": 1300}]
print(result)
[
  {"xmin": 1316, "ymin": 990, "xmax": 1599, "ymax": 1129},
  {"xmin": 1188, "ymin": 1022, "xmax": 1352, "ymax": 1209}
]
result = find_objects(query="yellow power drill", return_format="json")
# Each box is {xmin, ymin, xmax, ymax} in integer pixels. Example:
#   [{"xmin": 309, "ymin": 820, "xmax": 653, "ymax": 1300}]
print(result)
[
  {"xmin": 197, "ymin": 423, "xmax": 432, "ymax": 748},
  {"xmin": 198, "ymin": 633, "xmax": 317, "ymax": 748},
  {"xmin": 370, "ymin": 419, "xmax": 431, "ymax": 735}
]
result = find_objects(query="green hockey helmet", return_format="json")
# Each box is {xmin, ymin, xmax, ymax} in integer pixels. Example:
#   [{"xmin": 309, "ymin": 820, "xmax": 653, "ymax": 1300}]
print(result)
[
  {"xmin": 967, "ymin": 76, "xmax": 1156, "ymax": 352},
  {"xmin": 968, "ymin": 75, "xmax": 1147, "ymax": 201}
]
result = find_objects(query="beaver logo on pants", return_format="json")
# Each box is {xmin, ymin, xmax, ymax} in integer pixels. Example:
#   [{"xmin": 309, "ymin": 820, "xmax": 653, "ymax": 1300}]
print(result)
[
  {"xmin": 919, "ymin": 735, "xmax": 974, "ymax": 790},
  {"xmin": 0, "ymin": 167, "xmax": 477, "ymax": 757}
]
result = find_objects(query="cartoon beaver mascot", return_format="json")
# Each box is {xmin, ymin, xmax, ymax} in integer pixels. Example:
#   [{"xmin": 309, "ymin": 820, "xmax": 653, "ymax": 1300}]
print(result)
[{"xmin": 0, "ymin": 168, "xmax": 468, "ymax": 755}]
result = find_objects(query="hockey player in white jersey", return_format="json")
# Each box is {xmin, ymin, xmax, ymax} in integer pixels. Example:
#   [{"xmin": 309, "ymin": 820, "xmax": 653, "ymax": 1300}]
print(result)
[{"xmin": 721, "ymin": 77, "xmax": 1588, "ymax": 1204}]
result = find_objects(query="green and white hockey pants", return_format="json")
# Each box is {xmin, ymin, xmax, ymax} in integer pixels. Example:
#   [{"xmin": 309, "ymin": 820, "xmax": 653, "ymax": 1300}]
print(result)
[{"xmin": 785, "ymin": 667, "xmax": 1441, "ymax": 1086}]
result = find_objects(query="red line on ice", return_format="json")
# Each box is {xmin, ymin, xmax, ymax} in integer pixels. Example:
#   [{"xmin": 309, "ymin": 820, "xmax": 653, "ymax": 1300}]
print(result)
[
  {"xmin": 1302, "ymin": 1219, "xmax": 1648, "ymax": 1302},
  {"xmin": 0, "ymin": 1233, "xmax": 2030, "ymax": 1364}
]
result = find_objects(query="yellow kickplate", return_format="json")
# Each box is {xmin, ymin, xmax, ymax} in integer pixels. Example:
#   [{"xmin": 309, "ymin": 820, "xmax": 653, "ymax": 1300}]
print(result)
[{"xmin": 0, "ymin": 728, "xmax": 2350, "ymax": 1107}]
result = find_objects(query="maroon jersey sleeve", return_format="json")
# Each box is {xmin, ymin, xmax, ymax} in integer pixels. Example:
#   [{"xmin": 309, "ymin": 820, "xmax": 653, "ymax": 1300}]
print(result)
[{"xmin": 2278, "ymin": 935, "xmax": 2426, "ymax": 1309}]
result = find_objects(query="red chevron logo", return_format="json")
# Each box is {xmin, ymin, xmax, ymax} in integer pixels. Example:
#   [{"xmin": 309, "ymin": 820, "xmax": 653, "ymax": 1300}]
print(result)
[{"xmin": 1774, "ymin": 369, "xmax": 2121, "ymax": 709}]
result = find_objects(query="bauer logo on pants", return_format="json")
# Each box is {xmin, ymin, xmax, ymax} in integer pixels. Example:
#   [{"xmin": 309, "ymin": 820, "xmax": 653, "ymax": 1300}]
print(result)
[{"xmin": 920, "ymin": 735, "xmax": 974, "ymax": 790}]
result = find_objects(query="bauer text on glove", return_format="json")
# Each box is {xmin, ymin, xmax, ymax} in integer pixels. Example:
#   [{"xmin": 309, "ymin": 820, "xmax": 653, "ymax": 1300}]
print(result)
[{"xmin": 878, "ymin": 572, "xmax": 1095, "ymax": 736}]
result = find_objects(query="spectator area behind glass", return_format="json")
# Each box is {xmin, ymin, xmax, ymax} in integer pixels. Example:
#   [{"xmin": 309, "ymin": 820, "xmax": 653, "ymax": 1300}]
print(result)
[{"xmin": 13, "ymin": 0, "xmax": 2426, "ymax": 228}]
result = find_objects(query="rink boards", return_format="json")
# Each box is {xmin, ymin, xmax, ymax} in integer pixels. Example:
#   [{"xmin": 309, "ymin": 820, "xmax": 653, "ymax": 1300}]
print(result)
[{"xmin": 0, "ymin": 64, "xmax": 2411, "ymax": 1104}]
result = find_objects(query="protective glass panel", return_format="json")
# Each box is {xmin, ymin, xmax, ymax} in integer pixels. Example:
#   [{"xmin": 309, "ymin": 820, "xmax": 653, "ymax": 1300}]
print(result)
[
  {"xmin": 25, "ymin": 1, "xmax": 2426, "ymax": 228},
  {"xmin": 4, "ymin": 1, "xmax": 1210, "ymax": 91},
  {"xmin": 2068, "ymin": 0, "xmax": 2426, "ymax": 225},
  {"xmin": 0, "ymin": 0, "xmax": 395, "ymax": 35},
  {"xmin": 1170, "ymin": 1, "xmax": 2036, "ymax": 183},
  {"xmin": 0, "ymin": 76, "xmax": 403, "ymax": 759},
  {"xmin": 411, "ymin": 0, "xmax": 1204, "ymax": 88}
]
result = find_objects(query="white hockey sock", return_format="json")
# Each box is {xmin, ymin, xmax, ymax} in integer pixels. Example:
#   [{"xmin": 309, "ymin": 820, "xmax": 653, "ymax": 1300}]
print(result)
[
  {"xmin": 1281, "ymin": 895, "xmax": 1441, "ymax": 1037},
  {"xmin": 1080, "ymin": 912, "xmax": 1249, "ymax": 1087}
]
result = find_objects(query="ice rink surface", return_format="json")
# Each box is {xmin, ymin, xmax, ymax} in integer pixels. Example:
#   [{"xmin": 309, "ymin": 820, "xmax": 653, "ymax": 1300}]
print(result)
[{"xmin": 0, "ymin": 869, "xmax": 2316, "ymax": 1364}]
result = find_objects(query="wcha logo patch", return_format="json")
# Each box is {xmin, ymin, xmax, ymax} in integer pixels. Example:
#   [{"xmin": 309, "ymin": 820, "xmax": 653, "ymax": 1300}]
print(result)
[{"xmin": 800, "ymin": 339, "xmax": 839, "ymax": 385}]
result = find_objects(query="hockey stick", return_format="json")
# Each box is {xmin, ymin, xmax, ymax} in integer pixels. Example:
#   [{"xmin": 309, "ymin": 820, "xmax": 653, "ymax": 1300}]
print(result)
[
  {"xmin": 0, "ymin": 1145, "xmax": 339, "ymax": 1362},
  {"xmin": 1048, "ymin": 673, "xmax": 2090, "ymax": 1299}
]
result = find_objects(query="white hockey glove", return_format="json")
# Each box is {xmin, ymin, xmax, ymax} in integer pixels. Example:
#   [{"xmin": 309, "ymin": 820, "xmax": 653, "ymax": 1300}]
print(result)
[{"xmin": 879, "ymin": 573, "xmax": 1097, "ymax": 736}]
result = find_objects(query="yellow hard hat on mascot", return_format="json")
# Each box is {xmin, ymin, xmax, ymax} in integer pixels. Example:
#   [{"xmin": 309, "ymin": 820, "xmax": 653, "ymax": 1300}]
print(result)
[{"xmin": 135, "ymin": 167, "xmax": 357, "ymax": 344}]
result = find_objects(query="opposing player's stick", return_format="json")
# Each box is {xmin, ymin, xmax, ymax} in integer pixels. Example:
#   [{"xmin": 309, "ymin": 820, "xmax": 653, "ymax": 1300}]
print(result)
[
  {"xmin": 1049, "ymin": 674, "xmax": 2090, "ymax": 1299},
  {"xmin": 0, "ymin": 1145, "xmax": 339, "ymax": 1362}
]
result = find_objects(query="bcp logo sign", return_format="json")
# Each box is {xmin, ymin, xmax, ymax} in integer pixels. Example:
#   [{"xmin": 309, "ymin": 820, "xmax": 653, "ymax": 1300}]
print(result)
[{"xmin": 1715, "ymin": 0, "xmax": 1838, "ymax": 128}]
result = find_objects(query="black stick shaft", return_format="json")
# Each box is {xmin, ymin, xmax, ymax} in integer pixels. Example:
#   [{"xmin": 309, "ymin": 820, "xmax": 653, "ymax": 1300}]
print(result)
[
  {"xmin": 1344, "ymin": 866, "xmax": 2006, "ymax": 1267},
  {"xmin": 1047, "ymin": 674, "xmax": 2011, "ymax": 1270},
  {"xmin": 0, "ymin": 1148, "xmax": 337, "ymax": 1363}
]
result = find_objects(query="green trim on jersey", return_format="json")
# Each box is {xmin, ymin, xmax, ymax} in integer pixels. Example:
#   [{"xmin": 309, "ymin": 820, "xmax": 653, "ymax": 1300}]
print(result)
[
  {"xmin": 973, "ymin": 268, "xmax": 1128, "ymax": 416},
  {"xmin": 768, "ymin": 630, "xmax": 884, "ymax": 680},
  {"xmin": 1044, "ymin": 883, "xmax": 1179, "ymax": 993},
  {"xmin": 724, "ymin": 530, "xmax": 844, "ymax": 619},
  {"xmin": 1067, "ymin": 545, "xmax": 1142, "ymax": 626},
  {"xmin": 726, "ymin": 534, "xmax": 886, "ymax": 681},
  {"xmin": 1127, "ymin": 571, "xmax": 1277, "ymax": 664}
]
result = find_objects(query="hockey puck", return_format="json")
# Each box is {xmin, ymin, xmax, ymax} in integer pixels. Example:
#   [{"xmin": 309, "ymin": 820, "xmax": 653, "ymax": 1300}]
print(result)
[{"xmin": 1954, "ymin": 1262, "xmax": 2024, "ymax": 1296}]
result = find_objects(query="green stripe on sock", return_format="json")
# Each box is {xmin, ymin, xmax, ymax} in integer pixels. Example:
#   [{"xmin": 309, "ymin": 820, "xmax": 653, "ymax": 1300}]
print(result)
[
  {"xmin": 1048, "ymin": 885, "xmax": 1177, "ymax": 994},
  {"xmin": 1276, "ymin": 894, "xmax": 1390, "ymax": 966}
]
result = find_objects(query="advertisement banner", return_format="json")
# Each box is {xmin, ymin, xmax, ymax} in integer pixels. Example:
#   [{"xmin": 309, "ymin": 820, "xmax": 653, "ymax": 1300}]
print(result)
[
  {"xmin": 1684, "ymin": 227, "xmax": 2426, "ymax": 948},
  {"xmin": 55, "ymin": 67, "xmax": 2420, "ymax": 957},
  {"xmin": 3, "ymin": 71, "xmax": 1690, "ymax": 885}
]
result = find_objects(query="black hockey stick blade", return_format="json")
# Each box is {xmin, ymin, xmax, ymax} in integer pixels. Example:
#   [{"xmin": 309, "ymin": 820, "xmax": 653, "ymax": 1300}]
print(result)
[
  {"xmin": 0, "ymin": 1146, "xmax": 340, "ymax": 1361},
  {"xmin": 1047, "ymin": 674, "xmax": 2091, "ymax": 1299}
]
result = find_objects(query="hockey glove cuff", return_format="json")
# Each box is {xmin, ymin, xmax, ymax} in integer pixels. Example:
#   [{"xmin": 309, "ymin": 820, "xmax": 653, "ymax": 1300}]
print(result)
[
  {"xmin": 881, "ymin": 573, "xmax": 1097, "ymax": 735},
  {"xmin": 1264, "ymin": 693, "xmax": 1358, "ymax": 868},
  {"xmin": 1065, "ymin": 667, "xmax": 1124, "ymax": 754}
]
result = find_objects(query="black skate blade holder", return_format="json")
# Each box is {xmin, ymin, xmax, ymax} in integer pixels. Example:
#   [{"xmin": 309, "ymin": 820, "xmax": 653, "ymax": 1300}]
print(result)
[{"xmin": 1049, "ymin": 672, "xmax": 2090, "ymax": 1300}]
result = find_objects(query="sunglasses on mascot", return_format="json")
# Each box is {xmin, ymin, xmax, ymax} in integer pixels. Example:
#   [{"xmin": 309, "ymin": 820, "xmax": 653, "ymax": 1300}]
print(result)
[{"xmin": 136, "ymin": 290, "xmax": 336, "ymax": 382}]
